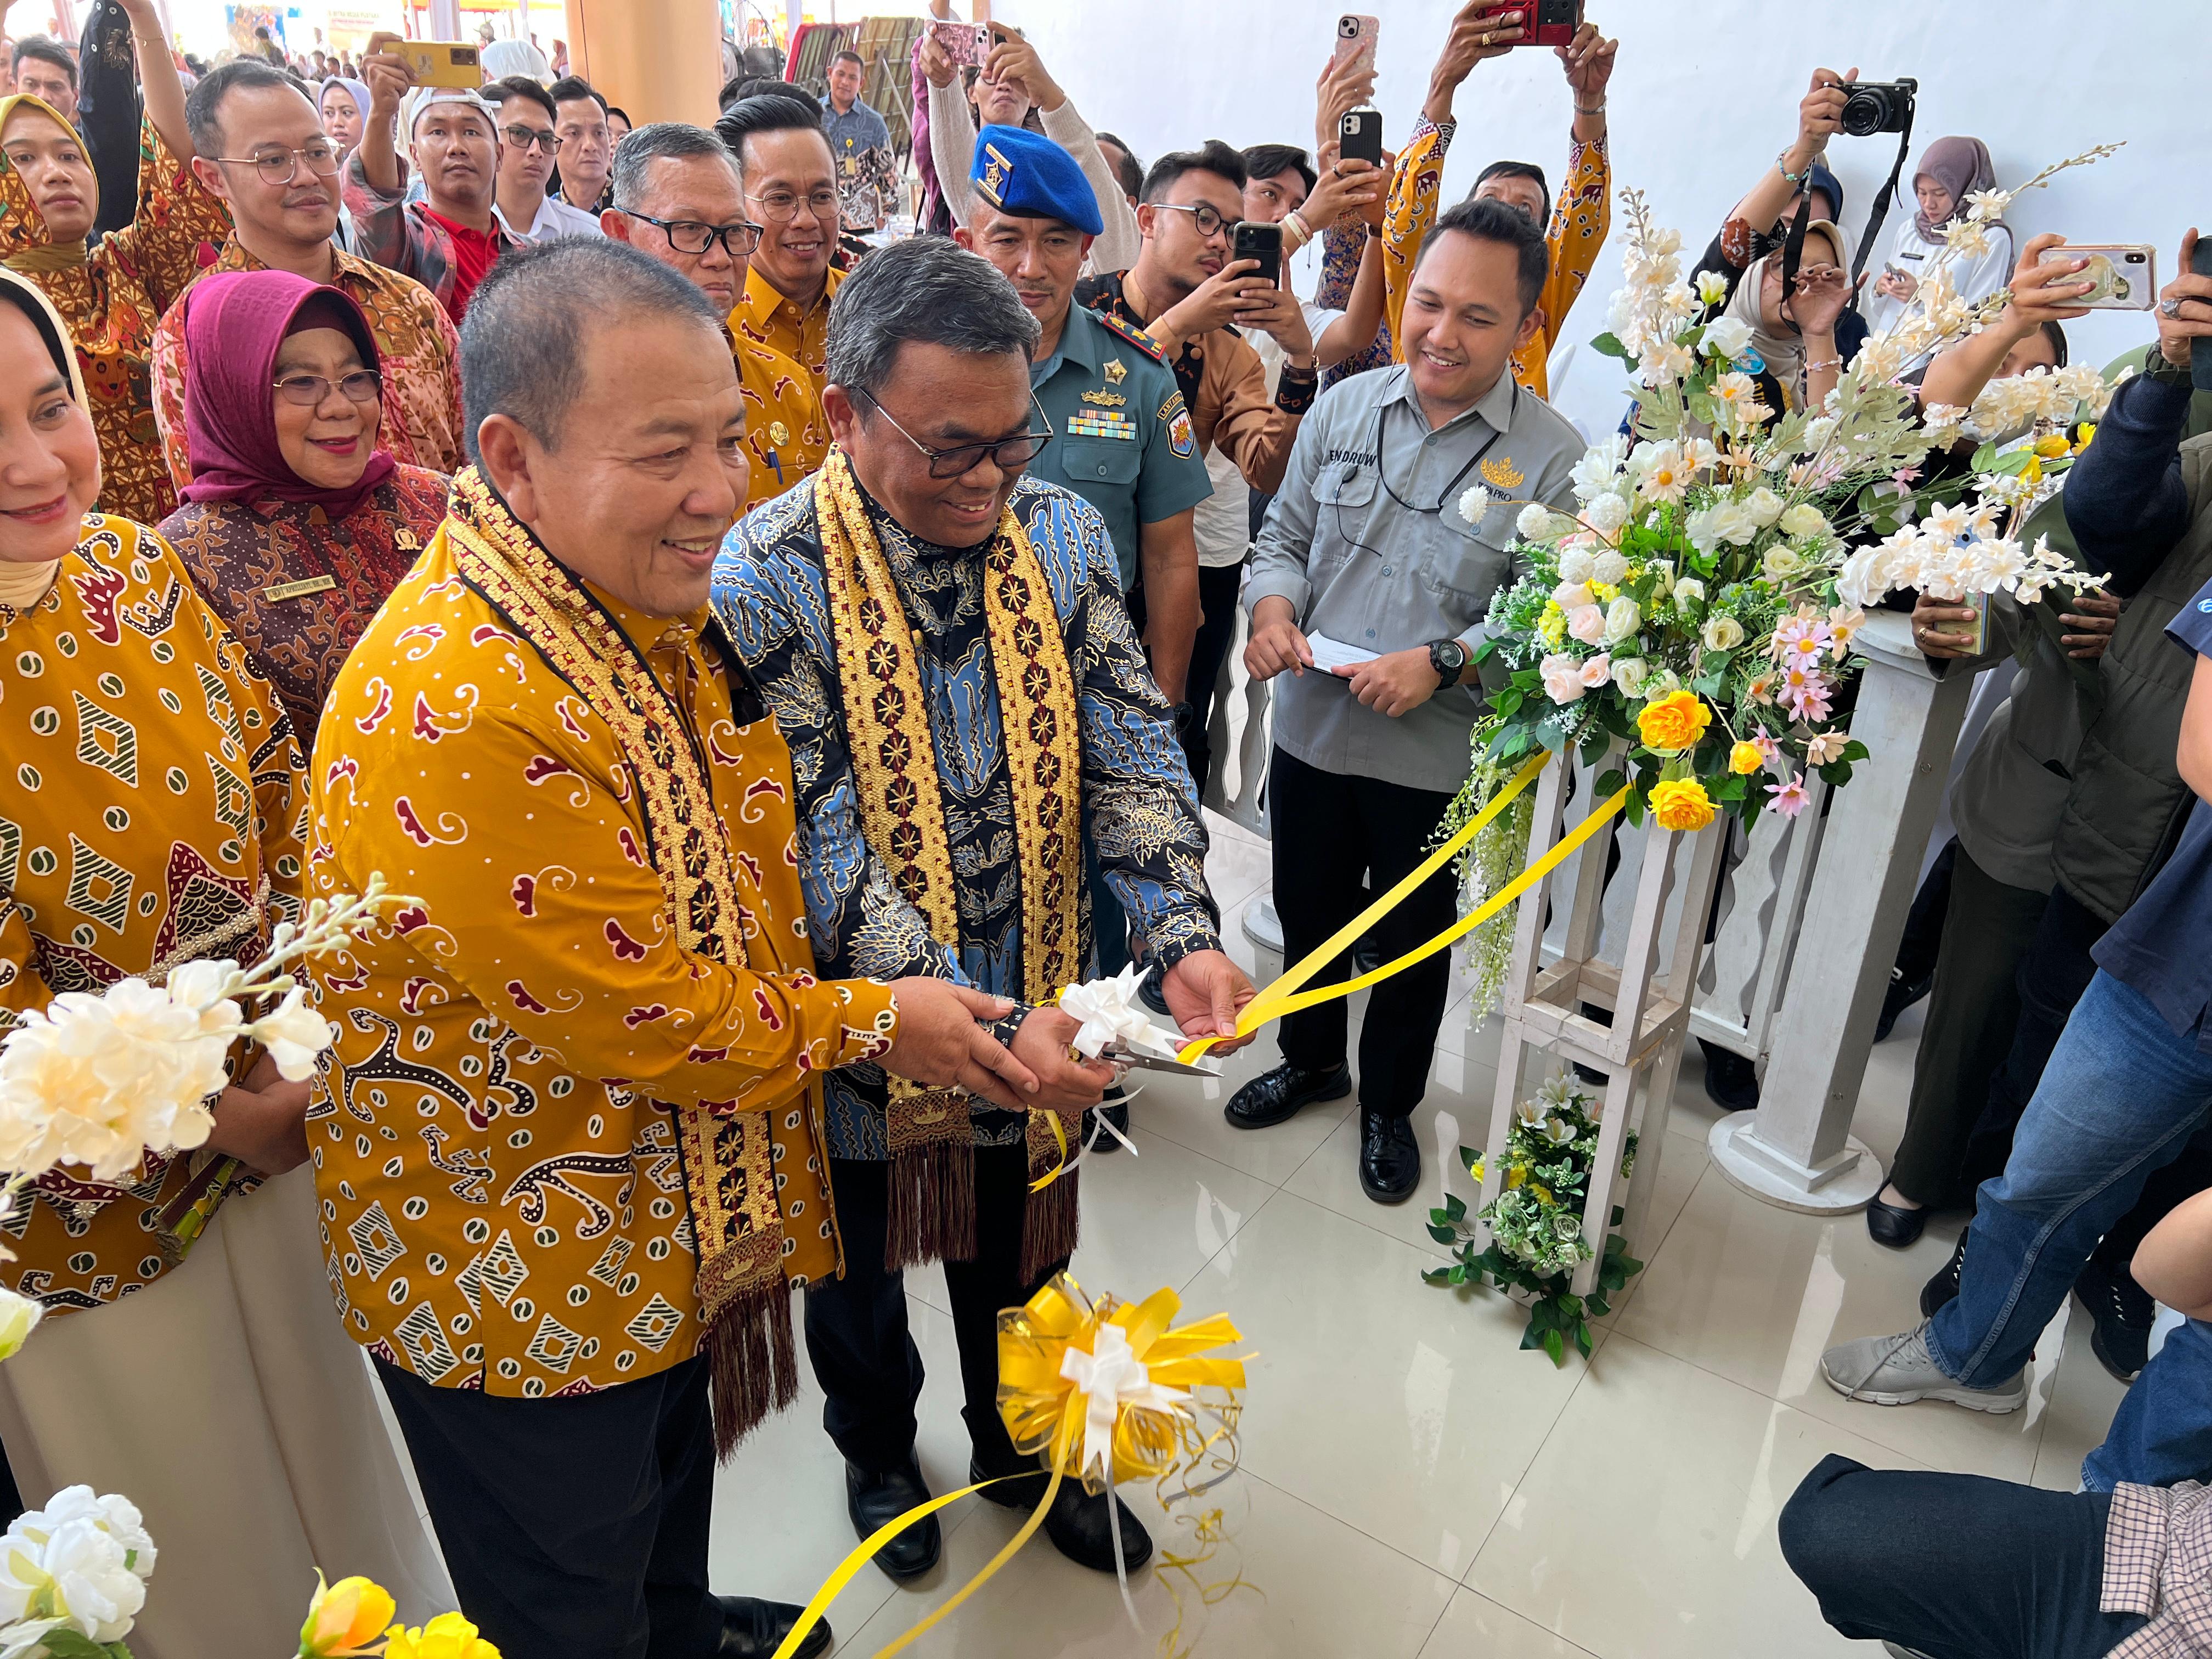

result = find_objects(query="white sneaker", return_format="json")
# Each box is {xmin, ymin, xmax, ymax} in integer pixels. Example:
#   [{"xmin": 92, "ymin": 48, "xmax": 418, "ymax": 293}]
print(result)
[{"xmin": 1819, "ymin": 1324, "xmax": 2028, "ymax": 1413}]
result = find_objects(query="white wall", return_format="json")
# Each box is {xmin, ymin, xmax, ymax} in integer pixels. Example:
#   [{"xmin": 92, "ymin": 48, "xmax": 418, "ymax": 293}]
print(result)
[{"xmin": 994, "ymin": 0, "xmax": 2207, "ymax": 437}]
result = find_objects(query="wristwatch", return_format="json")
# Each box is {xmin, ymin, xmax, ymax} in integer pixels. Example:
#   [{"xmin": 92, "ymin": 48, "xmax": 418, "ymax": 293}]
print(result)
[
  {"xmin": 2146, "ymin": 341, "xmax": 2193, "ymax": 388},
  {"xmin": 1427, "ymin": 637, "xmax": 1469, "ymax": 686}
]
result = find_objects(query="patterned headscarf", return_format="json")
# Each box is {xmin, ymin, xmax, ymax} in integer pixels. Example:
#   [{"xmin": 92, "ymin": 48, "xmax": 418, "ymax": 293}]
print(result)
[{"xmin": 0, "ymin": 95, "xmax": 94, "ymax": 271}]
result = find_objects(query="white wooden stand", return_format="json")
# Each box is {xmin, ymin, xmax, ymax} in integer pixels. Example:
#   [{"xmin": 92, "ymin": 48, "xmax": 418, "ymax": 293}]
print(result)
[{"xmin": 1477, "ymin": 753, "xmax": 1727, "ymax": 1295}]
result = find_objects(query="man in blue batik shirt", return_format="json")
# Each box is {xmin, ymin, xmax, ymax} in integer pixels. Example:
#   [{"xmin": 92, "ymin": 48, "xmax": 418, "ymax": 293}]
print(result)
[{"xmin": 710, "ymin": 236, "xmax": 1254, "ymax": 1586}]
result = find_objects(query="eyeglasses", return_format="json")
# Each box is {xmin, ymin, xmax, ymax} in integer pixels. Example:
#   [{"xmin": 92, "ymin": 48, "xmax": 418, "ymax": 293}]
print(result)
[
  {"xmin": 859, "ymin": 389, "xmax": 1054, "ymax": 480},
  {"xmin": 745, "ymin": 186, "xmax": 841, "ymax": 224},
  {"xmin": 273, "ymin": 370, "xmax": 383, "ymax": 407},
  {"xmin": 1152, "ymin": 201, "xmax": 1232, "ymax": 241},
  {"xmin": 500, "ymin": 125, "xmax": 560, "ymax": 155},
  {"xmin": 622, "ymin": 211, "xmax": 763, "ymax": 258},
  {"xmin": 212, "ymin": 140, "xmax": 342, "ymax": 185}
]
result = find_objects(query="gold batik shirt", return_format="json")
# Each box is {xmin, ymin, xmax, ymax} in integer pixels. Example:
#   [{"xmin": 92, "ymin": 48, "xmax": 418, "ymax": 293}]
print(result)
[
  {"xmin": 733, "ymin": 332, "xmax": 828, "ymax": 509},
  {"xmin": 0, "ymin": 515, "xmax": 306, "ymax": 1314},
  {"xmin": 307, "ymin": 521, "xmax": 899, "ymax": 1396},
  {"xmin": 733, "ymin": 263, "xmax": 844, "ymax": 396}
]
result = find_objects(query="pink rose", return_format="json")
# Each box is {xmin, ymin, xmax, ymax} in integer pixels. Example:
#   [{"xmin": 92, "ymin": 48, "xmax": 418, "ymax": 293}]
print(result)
[
  {"xmin": 1578, "ymin": 653, "xmax": 1612, "ymax": 687},
  {"xmin": 1540, "ymin": 652, "xmax": 1588, "ymax": 704},
  {"xmin": 1567, "ymin": 605, "xmax": 1607, "ymax": 645}
]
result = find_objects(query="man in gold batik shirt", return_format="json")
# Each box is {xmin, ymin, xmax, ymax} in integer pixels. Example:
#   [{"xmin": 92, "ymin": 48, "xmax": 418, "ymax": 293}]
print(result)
[
  {"xmin": 716, "ymin": 95, "xmax": 846, "ymax": 397},
  {"xmin": 304, "ymin": 240, "xmax": 1033, "ymax": 1659}
]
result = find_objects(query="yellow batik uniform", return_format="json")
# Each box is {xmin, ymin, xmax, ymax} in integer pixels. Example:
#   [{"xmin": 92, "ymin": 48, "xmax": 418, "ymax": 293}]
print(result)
[
  {"xmin": 1378, "ymin": 116, "xmax": 1611, "ymax": 399},
  {"xmin": 733, "ymin": 263, "xmax": 845, "ymax": 397},
  {"xmin": 0, "ymin": 514, "xmax": 306, "ymax": 1312},
  {"xmin": 307, "ymin": 470, "xmax": 898, "ymax": 1412},
  {"xmin": 734, "ymin": 331, "xmax": 828, "ymax": 509}
]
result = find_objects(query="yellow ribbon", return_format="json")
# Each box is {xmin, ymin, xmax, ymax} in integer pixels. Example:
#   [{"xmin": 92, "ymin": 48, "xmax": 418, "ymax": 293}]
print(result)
[
  {"xmin": 1181, "ymin": 752, "xmax": 1629, "ymax": 1062},
  {"xmin": 768, "ymin": 1278, "xmax": 1246, "ymax": 1659}
]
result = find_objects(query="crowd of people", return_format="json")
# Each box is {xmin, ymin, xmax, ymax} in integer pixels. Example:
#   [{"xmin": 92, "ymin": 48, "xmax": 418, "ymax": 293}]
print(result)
[{"xmin": 0, "ymin": 3, "xmax": 2207, "ymax": 1656}]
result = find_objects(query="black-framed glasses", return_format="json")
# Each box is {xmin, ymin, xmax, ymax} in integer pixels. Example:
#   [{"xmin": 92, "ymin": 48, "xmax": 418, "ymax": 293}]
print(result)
[
  {"xmin": 745, "ymin": 185, "xmax": 841, "ymax": 224},
  {"xmin": 273, "ymin": 370, "xmax": 383, "ymax": 407},
  {"xmin": 212, "ymin": 140, "xmax": 342, "ymax": 185},
  {"xmin": 500, "ymin": 125, "xmax": 560, "ymax": 155},
  {"xmin": 1152, "ymin": 201, "xmax": 1231, "ymax": 240},
  {"xmin": 859, "ymin": 389, "xmax": 1054, "ymax": 479},
  {"xmin": 624, "ymin": 211, "xmax": 763, "ymax": 258}
]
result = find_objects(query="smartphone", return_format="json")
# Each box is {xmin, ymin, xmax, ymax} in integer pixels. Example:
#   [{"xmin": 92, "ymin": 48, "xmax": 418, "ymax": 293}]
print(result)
[
  {"xmin": 1932, "ymin": 592, "xmax": 1988, "ymax": 656},
  {"xmin": 1472, "ymin": 0, "xmax": 1582, "ymax": 46},
  {"xmin": 1339, "ymin": 106, "xmax": 1383, "ymax": 167},
  {"xmin": 396, "ymin": 41, "xmax": 482, "ymax": 89},
  {"xmin": 930, "ymin": 19, "xmax": 990, "ymax": 69},
  {"xmin": 1333, "ymin": 14, "xmax": 1379, "ymax": 78},
  {"xmin": 2193, "ymin": 235, "xmax": 2212, "ymax": 396},
  {"xmin": 1232, "ymin": 221, "xmax": 1283, "ymax": 290},
  {"xmin": 2039, "ymin": 244, "xmax": 2157, "ymax": 311}
]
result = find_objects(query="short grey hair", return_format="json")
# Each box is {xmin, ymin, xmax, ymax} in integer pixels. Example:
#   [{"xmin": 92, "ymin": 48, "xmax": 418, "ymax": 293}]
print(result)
[
  {"xmin": 459, "ymin": 239, "xmax": 723, "ymax": 466},
  {"xmin": 825, "ymin": 238, "xmax": 1040, "ymax": 403},
  {"xmin": 611, "ymin": 121, "xmax": 736, "ymax": 213}
]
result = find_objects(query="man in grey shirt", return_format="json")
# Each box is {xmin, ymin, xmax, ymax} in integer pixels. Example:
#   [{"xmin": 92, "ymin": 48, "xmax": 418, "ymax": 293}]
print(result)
[{"xmin": 1231, "ymin": 196, "xmax": 1583, "ymax": 1203}]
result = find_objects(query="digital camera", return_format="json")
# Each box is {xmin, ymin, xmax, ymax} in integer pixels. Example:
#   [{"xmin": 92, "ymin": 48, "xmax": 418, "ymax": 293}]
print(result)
[{"xmin": 1840, "ymin": 77, "xmax": 1917, "ymax": 138}]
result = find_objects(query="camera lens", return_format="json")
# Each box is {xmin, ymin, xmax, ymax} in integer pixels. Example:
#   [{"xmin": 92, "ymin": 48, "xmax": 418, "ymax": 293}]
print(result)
[{"xmin": 1339, "ymin": 16, "xmax": 1358, "ymax": 36}]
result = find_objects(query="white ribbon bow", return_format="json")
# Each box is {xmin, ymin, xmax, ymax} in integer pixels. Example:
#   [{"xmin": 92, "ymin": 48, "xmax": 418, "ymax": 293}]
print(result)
[
  {"xmin": 1057, "ymin": 1322, "xmax": 1192, "ymax": 1480},
  {"xmin": 1058, "ymin": 964, "xmax": 1180, "ymax": 1061}
]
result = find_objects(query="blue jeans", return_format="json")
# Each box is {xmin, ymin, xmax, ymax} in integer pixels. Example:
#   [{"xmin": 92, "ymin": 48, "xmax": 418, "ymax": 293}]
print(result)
[
  {"xmin": 1927, "ymin": 970, "xmax": 2212, "ymax": 1487},
  {"xmin": 1780, "ymin": 1455, "xmax": 2143, "ymax": 1659}
]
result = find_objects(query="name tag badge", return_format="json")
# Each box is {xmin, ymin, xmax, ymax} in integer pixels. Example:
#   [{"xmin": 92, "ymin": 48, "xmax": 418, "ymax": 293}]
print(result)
[{"xmin": 262, "ymin": 574, "xmax": 337, "ymax": 603}]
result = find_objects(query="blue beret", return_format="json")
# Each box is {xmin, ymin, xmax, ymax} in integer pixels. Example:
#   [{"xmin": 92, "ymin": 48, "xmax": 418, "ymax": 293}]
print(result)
[{"xmin": 970, "ymin": 123, "xmax": 1104, "ymax": 238}]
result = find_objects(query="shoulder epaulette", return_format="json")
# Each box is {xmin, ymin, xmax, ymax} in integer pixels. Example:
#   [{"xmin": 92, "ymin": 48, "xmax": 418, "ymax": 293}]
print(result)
[{"xmin": 1094, "ymin": 308, "xmax": 1169, "ymax": 364}]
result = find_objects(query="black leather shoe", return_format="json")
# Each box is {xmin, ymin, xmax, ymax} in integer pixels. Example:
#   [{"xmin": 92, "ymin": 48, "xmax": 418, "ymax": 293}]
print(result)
[
  {"xmin": 2074, "ymin": 1259, "xmax": 2155, "ymax": 1383},
  {"xmin": 1865, "ymin": 1191, "xmax": 1928, "ymax": 1250},
  {"xmin": 1359, "ymin": 1107, "xmax": 1420, "ymax": 1204},
  {"xmin": 1699, "ymin": 1041, "xmax": 1760, "ymax": 1112},
  {"xmin": 971, "ymin": 1460, "xmax": 1153, "ymax": 1573},
  {"xmin": 1353, "ymin": 933, "xmax": 1383, "ymax": 974},
  {"xmin": 846, "ymin": 1456, "xmax": 940, "ymax": 1581},
  {"xmin": 1874, "ymin": 967, "xmax": 1933, "ymax": 1043},
  {"xmin": 717, "ymin": 1596, "xmax": 829, "ymax": 1658},
  {"xmin": 1085, "ymin": 1090, "xmax": 1130, "ymax": 1155},
  {"xmin": 1224, "ymin": 1060, "xmax": 1351, "ymax": 1130},
  {"xmin": 1920, "ymin": 1235, "xmax": 1966, "ymax": 1319}
]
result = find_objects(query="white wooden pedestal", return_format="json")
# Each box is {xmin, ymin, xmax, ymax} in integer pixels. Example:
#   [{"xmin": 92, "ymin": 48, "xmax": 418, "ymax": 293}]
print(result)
[{"xmin": 1476, "ymin": 755, "xmax": 1727, "ymax": 1295}]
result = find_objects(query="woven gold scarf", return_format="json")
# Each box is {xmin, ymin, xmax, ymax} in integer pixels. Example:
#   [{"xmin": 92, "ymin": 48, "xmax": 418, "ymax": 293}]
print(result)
[
  {"xmin": 443, "ymin": 467, "xmax": 835, "ymax": 1457},
  {"xmin": 812, "ymin": 452, "xmax": 1086, "ymax": 1280}
]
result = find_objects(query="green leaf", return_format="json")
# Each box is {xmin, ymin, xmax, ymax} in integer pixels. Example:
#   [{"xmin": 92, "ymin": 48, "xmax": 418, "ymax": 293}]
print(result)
[
  {"xmin": 1426, "ymin": 1222, "xmax": 1459, "ymax": 1246},
  {"xmin": 1541, "ymin": 1325, "xmax": 1567, "ymax": 1366},
  {"xmin": 1470, "ymin": 636, "xmax": 1497, "ymax": 664},
  {"xmin": 1573, "ymin": 1321, "xmax": 1595, "ymax": 1360},
  {"xmin": 1624, "ymin": 789, "xmax": 1646, "ymax": 828},
  {"xmin": 1970, "ymin": 442, "xmax": 1998, "ymax": 471},
  {"xmin": 1448, "ymin": 1263, "xmax": 1469, "ymax": 1284},
  {"xmin": 1421, "ymin": 1266, "xmax": 1455, "ymax": 1287},
  {"xmin": 36, "ymin": 1636, "xmax": 128, "ymax": 1659},
  {"xmin": 1459, "ymin": 1144, "xmax": 1482, "ymax": 1174},
  {"xmin": 1841, "ymin": 739, "xmax": 1869, "ymax": 763},
  {"xmin": 1492, "ymin": 687, "xmax": 1525, "ymax": 720},
  {"xmin": 1519, "ymin": 1322, "xmax": 1542, "ymax": 1351},
  {"xmin": 1616, "ymin": 1252, "xmax": 1645, "ymax": 1278},
  {"xmin": 1818, "ymin": 758, "xmax": 1854, "ymax": 787},
  {"xmin": 1606, "ymin": 1212, "xmax": 1627, "ymax": 1234},
  {"xmin": 1443, "ymin": 1190, "xmax": 1468, "ymax": 1222},
  {"xmin": 1595, "ymin": 769, "xmax": 1626, "ymax": 800},
  {"xmin": 1557, "ymin": 1293, "xmax": 1584, "ymax": 1318},
  {"xmin": 1590, "ymin": 330, "xmax": 1633, "ymax": 362},
  {"xmin": 1585, "ymin": 1290, "xmax": 1612, "ymax": 1318}
]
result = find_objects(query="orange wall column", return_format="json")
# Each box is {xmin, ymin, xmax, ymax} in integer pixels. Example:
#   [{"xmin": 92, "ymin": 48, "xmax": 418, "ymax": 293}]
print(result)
[{"xmin": 562, "ymin": 0, "xmax": 723, "ymax": 127}]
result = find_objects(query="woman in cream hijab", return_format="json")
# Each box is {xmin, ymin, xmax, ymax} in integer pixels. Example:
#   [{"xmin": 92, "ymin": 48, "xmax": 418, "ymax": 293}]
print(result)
[
  {"xmin": 1716, "ymin": 219, "xmax": 1858, "ymax": 415},
  {"xmin": 0, "ymin": 267, "xmax": 451, "ymax": 1655}
]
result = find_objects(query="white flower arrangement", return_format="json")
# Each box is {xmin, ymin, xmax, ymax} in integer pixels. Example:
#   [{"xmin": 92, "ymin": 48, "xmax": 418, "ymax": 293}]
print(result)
[{"xmin": 0, "ymin": 1486, "xmax": 156, "ymax": 1656}]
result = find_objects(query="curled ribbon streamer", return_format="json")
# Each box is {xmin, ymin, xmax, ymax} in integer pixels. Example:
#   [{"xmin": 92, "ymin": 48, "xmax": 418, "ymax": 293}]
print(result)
[{"xmin": 1180, "ymin": 754, "xmax": 1633, "ymax": 1062}]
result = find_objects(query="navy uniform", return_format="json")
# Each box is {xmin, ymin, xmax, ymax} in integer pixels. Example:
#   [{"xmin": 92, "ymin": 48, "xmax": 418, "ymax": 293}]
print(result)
[{"xmin": 969, "ymin": 126, "xmax": 1211, "ymax": 593}]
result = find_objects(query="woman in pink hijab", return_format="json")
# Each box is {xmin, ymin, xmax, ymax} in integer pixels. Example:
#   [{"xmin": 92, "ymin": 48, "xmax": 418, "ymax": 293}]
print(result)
[{"xmin": 1864, "ymin": 134, "xmax": 2016, "ymax": 337}]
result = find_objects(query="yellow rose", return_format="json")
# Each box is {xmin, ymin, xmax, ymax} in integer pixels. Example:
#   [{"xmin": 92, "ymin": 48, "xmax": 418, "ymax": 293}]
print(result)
[
  {"xmin": 1649, "ymin": 777, "xmax": 1716, "ymax": 833},
  {"xmin": 1637, "ymin": 690, "xmax": 1712, "ymax": 753},
  {"xmin": 2033, "ymin": 432, "xmax": 2071, "ymax": 460},
  {"xmin": 300, "ymin": 1574, "xmax": 397, "ymax": 1658},
  {"xmin": 382, "ymin": 1613, "xmax": 502, "ymax": 1659},
  {"xmin": 1729, "ymin": 741, "xmax": 1763, "ymax": 775}
]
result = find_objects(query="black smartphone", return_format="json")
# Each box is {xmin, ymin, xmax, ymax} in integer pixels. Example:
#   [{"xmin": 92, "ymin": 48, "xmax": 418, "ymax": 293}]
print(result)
[
  {"xmin": 1339, "ymin": 106, "xmax": 1383, "ymax": 167},
  {"xmin": 2194, "ymin": 235, "xmax": 2212, "ymax": 396},
  {"xmin": 1232, "ymin": 221, "xmax": 1283, "ymax": 289}
]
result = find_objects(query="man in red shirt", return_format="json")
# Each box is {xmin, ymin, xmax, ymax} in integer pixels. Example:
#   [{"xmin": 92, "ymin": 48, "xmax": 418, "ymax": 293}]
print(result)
[{"xmin": 343, "ymin": 32, "xmax": 518, "ymax": 321}]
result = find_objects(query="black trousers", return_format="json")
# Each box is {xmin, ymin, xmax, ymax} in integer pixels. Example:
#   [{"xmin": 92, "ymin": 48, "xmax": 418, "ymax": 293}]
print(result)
[
  {"xmin": 804, "ymin": 1146, "xmax": 1068, "ymax": 1478},
  {"xmin": 375, "ymin": 1354, "xmax": 723, "ymax": 1659},
  {"xmin": 1180, "ymin": 560, "xmax": 1247, "ymax": 800},
  {"xmin": 1269, "ymin": 746, "xmax": 1458, "ymax": 1116},
  {"xmin": 1780, "ymin": 1455, "xmax": 2143, "ymax": 1659}
]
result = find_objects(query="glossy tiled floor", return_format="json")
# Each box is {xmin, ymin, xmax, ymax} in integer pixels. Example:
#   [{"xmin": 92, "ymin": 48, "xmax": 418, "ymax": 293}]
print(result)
[{"xmin": 707, "ymin": 810, "xmax": 2129, "ymax": 1657}]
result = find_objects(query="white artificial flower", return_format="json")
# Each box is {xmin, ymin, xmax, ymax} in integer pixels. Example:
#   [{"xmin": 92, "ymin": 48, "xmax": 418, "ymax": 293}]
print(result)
[
  {"xmin": 1514, "ymin": 1096, "xmax": 1546, "ymax": 1127},
  {"xmin": 1634, "ymin": 441, "xmax": 1691, "ymax": 505},
  {"xmin": 1779, "ymin": 503, "xmax": 1830, "ymax": 539},
  {"xmin": 1611, "ymin": 657, "xmax": 1648, "ymax": 696},
  {"xmin": 1638, "ymin": 340, "xmax": 1696, "ymax": 388},
  {"xmin": 1555, "ymin": 546, "xmax": 1596, "ymax": 584},
  {"xmin": 1702, "ymin": 315, "xmax": 1754, "ymax": 359},
  {"xmin": 1743, "ymin": 486, "xmax": 1786, "ymax": 528},
  {"xmin": 1762, "ymin": 544, "xmax": 1804, "ymax": 579},
  {"xmin": 1965, "ymin": 187, "xmax": 2011, "ymax": 223},
  {"xmin": 247, "ymin": 986, "xmax": 335, "ymax": 1082},
  {"xmin": 1944, "ymin": 218, "xmax": 1992, "ymax": 259},
  {"xmin": 1516, "ymin": 502, "xmax": 1556, "ymax": 540},
  {"xmin": 1591, "ymin": 550, "xmax": 1629, "ymax": 586},
  {"xmin": 1539, "ymin": 1116, "xmax": 1577, "ymax": 1146},
  {"xmin": 1694, "ymin": 269, "xmax": 1730, "ymax": 307},
  {"xmin": 1458, "ymin": 483, "xmax": 1493, "ymax": 523},
  {"xmin": 1702, "ymin": 614, "xmax": 1746, "ymax": 652},
  {"xmin": 1582, "ymin": 492, "xmax": 1631, "ymax": 539},
  {"xmin": 1674, "ymin": 577, "xmax": 1707, "ymax": 608},
  {"xmin": 0, "ymin": 1289, "xmax": 40, "ymax": 1363},
  {"xmin": 1921, "ymin": 403, "xmax": 1967, "ymax": 436},
  {"xmin": 1799, "ymin": 413, "xmax": 1839, "ymax": 452},
  {"xmin": 1602, "ymin": 596, "xmax": 1641, "ymax": 645},
  {"xmin": 1569, "ymin": 435, "xmax": 1629, "ymax": 503},
  {"xmin": 1540, "ymin": 652, "xmax": 1589, "ymax": 705},
  {"xmin": 0, "ymin": 1486, "xmax": 155, "ymax": 1647}
]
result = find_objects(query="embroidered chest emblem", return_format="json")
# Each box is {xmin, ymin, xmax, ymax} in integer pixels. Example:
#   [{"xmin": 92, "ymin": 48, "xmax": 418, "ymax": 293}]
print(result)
[{"xmin": 1480, "ymin": 455, "xmax": 1526, "ymax": 490}]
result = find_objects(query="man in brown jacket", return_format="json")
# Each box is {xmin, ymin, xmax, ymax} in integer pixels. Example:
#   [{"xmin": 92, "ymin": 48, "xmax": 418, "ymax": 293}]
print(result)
[{"xmin": 1076, "ymin": 139, "xmax": 1316, "ymax": 497}]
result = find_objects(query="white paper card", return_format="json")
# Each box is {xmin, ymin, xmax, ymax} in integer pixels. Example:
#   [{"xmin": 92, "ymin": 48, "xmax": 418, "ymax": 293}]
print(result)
[{"xmin": 1306, "ymin": 633, "xmax": 1379, "ymax": 673}]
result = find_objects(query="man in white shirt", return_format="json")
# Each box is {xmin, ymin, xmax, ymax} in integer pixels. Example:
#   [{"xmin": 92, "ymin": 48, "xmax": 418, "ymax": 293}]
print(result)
[{"xmin": 486, "ymin": 76, "xmax": 601, "ymax": 243}]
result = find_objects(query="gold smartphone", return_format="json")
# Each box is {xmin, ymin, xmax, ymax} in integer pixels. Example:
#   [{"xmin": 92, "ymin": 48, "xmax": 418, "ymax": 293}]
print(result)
[{"xmin": 397, "ymin": 41, "xmax": 483, "ymax": 89}]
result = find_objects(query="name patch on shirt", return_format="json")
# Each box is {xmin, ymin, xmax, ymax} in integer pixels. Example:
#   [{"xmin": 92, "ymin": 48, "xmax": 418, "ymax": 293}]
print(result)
[
  {"xmin": 1069, "ymin": 410, "xmax": 1137, "ymax": 441},
  {"xmin": 262, "ymin": 574, "xmax": 337, "ymax": 602}
]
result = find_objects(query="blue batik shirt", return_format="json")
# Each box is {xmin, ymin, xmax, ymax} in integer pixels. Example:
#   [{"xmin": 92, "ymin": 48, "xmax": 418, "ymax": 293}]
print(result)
[{"xmin": 710, "ymin": 471, "xmax": 1223, "ymax": 1157}]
